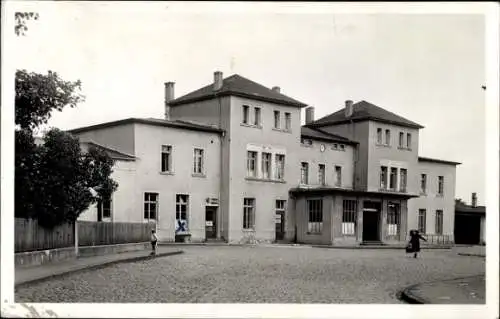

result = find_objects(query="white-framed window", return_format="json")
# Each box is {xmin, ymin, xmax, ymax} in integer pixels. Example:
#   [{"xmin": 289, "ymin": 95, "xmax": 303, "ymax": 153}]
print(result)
[
  {"xmin": 389, "ymin": 167, "xmax": 397, "ymax": 190},
  {"xmin": 161, "ymin": 145, "xmax": 172, "ymax": 173},
  {"xmin": 254, "ymin": 107, "xmax": 261, "ymax": 126},
  {"xmin": 398, "ymin": 132, "xmax": 404, "ymax": 148},
  {"xmin": 193, "ymin": 148, "xmax": 204, "ymax": 174},
  {"xmin": 342, "ymin": 200, "xmax": 357, "ymax": 235},
  {"xmin": 340, "ymin": 144, "xmax": 345, "ymax": 151},
  {"xmin": 334, "ymin": 165, "xmax": 342, "ymax": 187},
  {"xmin": 307, "ymin": 199, "xmax": 323, "ymax": 234},
  {"xmin": 385, "ymin": 129, "xmax": 391, "ymax": 146},
  {"xmin": 386, "ymin": 202, "xmax": 400, "ymax": 237},
  {"xmin": 300, "ymin": 162, "xmax": 309, "ymax": 184},
  {"xmin": 242, "ymin": 105, "xmax": 249, "ymax": 124},
  {"xmin": 407, "ymin": 133, "xmax": 412, "ymax": 149},
  {"xmin": 284, "ymin": 112, "xmax": 291, "ymax": 131},
  {"xmin": 380, "ymin": 166, "xmax": 388, "ymax": 189},
  {"xmin": 144, "ymin": 192, "xmax": 158, "ymax": 220},
  {"xmin": 400, "ymin": 168, "xmax": 407, "ymax": 192},
  {"xmin": 247, "ymin": 151, "xmax": 257, "ymax": 177},
  {"xmin": 102, "ymin": 196, "xmax": 112, "ymax": 218},
  {"xmin": 262, "ymin": 152, "xmax": 272, "ymax": 179},
  {"xmin": 276, "ymin": 200, "xmax": 286, "ymax": 213},
  {"xmin": 438, "ymin": 176, "xmax": 444, "ymax": 195},
  {"xmin": 243, "ymin": 198, "xmax": 255, "ymax": 230},
  {"xmin": 377, "ymin": 128, "xmax": 383, "ymax": 144},
  {"xmin": 274, "ymin": 110, "xmax": 280, "ymax": 129},
  {"xmin": 421, "ymin": 174, "xmax": 427, "ymax": 194},
  {"xmin": 275, "ymin": 154, "xmax": 285, "ymax": 180},
  {"xmin": 318, "ymin": 164, "xmax": 326, "ymax": 185},
  {"xmin": 418, "ymin": 209, "xmax": 426, "ymax": 234},
  {"xmin": 333, "ymin": 143, "xmax": 338, "ymax": 150},
  {"xmin": 176, "ymin": 194, "xmax": 189, "ymax": 233},
  {"xmin": 435, "ymin": 210, "xmax": 443, "ymax": 235}
]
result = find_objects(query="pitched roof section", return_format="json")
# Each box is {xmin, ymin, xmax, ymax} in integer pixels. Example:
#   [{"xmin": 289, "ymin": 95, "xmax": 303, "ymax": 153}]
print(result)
[
  {"xmin": 311, "ymin": 100, "xmax": 424, "ymax": 129},
  {"xmin": 301, "ymin": 126, "xmax": 358, "ymax": 145},
  {"xmin": 80, "ymin": 140, "xmax": 136, "ymax": 161},
  {"xmin": 418, "ymin": 156, "xmax": 461, "ymax": 166},
  {"xmin": 168, "ymin": 74, "xmax": 308, "ymax": 108},
  {"xmin": 68, "ymin": 118, "xmax": 224, "ymax": 135},
  {"xmin": 455, "ymin": 202, "xmax": 485, "ymax": 215}
]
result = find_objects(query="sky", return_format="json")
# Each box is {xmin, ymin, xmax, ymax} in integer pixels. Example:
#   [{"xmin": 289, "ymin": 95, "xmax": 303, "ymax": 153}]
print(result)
[{"xmin": 10, "ymin": 2, "xmax": 487, "ymax": 205}]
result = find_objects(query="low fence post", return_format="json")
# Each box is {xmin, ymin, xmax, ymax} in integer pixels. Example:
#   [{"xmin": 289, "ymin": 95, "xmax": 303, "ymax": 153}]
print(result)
[{"xmin": 74, "ymin": 221, "xmax": 79, "ymax": 257}]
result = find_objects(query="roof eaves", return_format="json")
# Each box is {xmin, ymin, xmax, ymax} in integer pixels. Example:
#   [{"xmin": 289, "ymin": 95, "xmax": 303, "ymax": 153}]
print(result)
[
  {"xmin": 84, "ymin": 141, "xmax": 137, "ymax": 160},
  {"xmin": 310, "ymin": 117, "xmax": 424, "ymax": 129},
  {"xmin": 418, "ymin": 156, "xmax": 461, "ymax": 166},
  {"xmin": 301, "ymin": 134, "xmax": 358, "ymax": 145}
]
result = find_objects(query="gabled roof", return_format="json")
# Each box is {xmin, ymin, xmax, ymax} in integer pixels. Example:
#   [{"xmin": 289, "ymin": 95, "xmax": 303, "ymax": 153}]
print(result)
[
  {"xmin": 68, "ymin": 118, "xmax": 224, "ymax": 135},
  {"xmin": 418, "ymin": 156, "xmax": 461, "ymax": 166},
  {"xmin": 310, "ymin": 100, "xmax": 424, "ymax": 129},
  {"xmin": 168, "ymin": 74, "xmax": 308, "ymax": 108},
  {"xmin": 301, "ymin": 126, "xmax": 358, "ymax": 145}
]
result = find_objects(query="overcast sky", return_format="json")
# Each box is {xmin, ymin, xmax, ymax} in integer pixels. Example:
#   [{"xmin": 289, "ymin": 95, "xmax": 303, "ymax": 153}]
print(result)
[{"xmin": 11, "ymin": 3, "xmax": 486, "ymax": 205}]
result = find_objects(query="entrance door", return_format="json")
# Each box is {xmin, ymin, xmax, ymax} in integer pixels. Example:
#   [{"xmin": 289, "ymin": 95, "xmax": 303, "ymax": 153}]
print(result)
[
  {"xmin": 275, "ymin": 212, "xmax": 285, "ymax": 240},
  {"xmin": 363, "ymin": 210, "xmax": 380, "ymax": 241},
  {"xmin": 205, "ymin": 207, "xmax": 217, "ymax": 239},
  {"xmin": 455, "ymin": 214, "xmax": 481, "ymax": 245}
]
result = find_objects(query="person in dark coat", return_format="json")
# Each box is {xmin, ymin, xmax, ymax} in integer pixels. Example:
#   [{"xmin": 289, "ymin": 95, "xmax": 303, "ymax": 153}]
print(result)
[{"xmin": 408, "ymin": 230, "xmax": 427, "ymax": 258}]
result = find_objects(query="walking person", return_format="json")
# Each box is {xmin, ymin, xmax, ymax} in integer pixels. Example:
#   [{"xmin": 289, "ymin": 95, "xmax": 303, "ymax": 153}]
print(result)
[
  {"xmin": 150, "ymin": 230, "xmax": 158, "ymax": 256},
  {"xmin": 407, "ymin": 229, "xmax": 427, "ymax": 258}
]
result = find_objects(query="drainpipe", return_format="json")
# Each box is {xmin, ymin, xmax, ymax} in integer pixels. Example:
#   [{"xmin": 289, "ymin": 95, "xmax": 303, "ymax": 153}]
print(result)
[{"xmin": 215, "ymin": 93, "xmax": 225, "ymax": 241}]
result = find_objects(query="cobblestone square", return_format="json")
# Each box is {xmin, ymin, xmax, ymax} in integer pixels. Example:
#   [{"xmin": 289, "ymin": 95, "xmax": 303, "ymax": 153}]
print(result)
[{"xmin": 15, "ymin": 246, "xmax": 485, "ymax": 304}]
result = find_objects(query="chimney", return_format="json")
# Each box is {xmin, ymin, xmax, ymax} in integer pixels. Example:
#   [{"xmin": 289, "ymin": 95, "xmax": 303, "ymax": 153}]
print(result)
[
  {"xmin": 472, "ymin": 193, "xmax": 477, "ymax": 207},
  {"xmin": 345, "ymin": 100, "xmax": 354, "ymax": 118},
  {"xmin": 305, "ymin": 107, "xmax": 315, "ymax": 125},
  {"xmin": 213, "ymin": 71, "xmax": 223, "ymax": 91},
  {"xmin": 164, "ymin": 82, "xmax": 175, "ymax": 120},
  {"xmin": 272, "ymin": 86, "xmax": 281, "ymax": 94}
]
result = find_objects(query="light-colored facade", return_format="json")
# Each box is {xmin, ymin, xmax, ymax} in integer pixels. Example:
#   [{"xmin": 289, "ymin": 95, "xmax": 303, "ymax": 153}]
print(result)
[{"xmin": 71, "ymin": 72, "xmax": 460, "ymax": 246}]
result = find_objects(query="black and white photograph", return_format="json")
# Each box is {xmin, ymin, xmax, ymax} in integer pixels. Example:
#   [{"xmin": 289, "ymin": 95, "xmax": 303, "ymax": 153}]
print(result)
[{"xmin": 1, "ymin": 1, "xmax": 498, "ymax": 318}]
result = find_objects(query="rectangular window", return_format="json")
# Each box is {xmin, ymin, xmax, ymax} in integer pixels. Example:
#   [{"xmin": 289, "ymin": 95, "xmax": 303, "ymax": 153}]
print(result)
[
  {"xmin": 386, "ymin": 202, "xmax": 401, "ymax": 237},
  {"xmin": 98, "ymin": 196, "xmax": 113, "ymax": 220},
  {"xmin": 254, "ymin": 107, "xmax": 261, "ymax": 126},
  {"xmin": 307, "ymin": 199, "xmax": 323, "ymax": 234},
  {"xmin": 193, "ymin": 148, "xmax": 204, "ymax": 174},
  {"xmin": 421, "ymin": 174, "xmax": 427, "ymax": 194},
  {"xmin": 334, "ymin": 165, "xmax": 342, "ymax": 187},
  {"xmin": 274, "ymin": 110, "xmax": 280, "ymax": 129},
  {"xmin": 389, "ymin": 167, "xmax": 398, "ymax": 190},
  {"xmin": 275, "ymin": 154, "xmax": 285, "ymax": 180},
  {"xmin": 243, "ymin": 198, "xmax": 255, "ymax": 230},
  {"xmin": 284, "ymin": 112, "xmax": 291, "ymax": 131},
  {"xmin": 340, "ymin": 144, "xmax": 345, "ymax": 151},
  {"xmin": 176, "ymin": 194, "xmax": 189, "ymax": 232},
  {"xmin": 399, "ymin": 132, "xmax": 404, "ymax": 148},
  {"xmin": 161, "ymin": 145, "xmax": 172, "ymax": 172},
  {"xmin": 407, "ymin": 133, "xmax": 412, "ymax": 149},
  {"xmin": 418, "ymin": 209, "xmax": 426, "ymax": 234},
  {"xmin": 318, "ymin": 164, "xmax": 326, "ymax": 185},
  {"xmin": 144, "ymin": 193, "xmax": 158, "ymax": 220},
  {"xmin": 242, "ymin": 105, "xmax": 249, "ymax": 124},
  {"xmin": 380, "ymin": 166, "xmax": 388, "ymax": 189},
  {"xmin": 300, "ymin": 162, "xmax": 309, "ymax": 184},
  {"xmin": 276, "ymin": 200, "xmax": 286, "ymax": 212},
  {"xmin": 262, "ymin": 152, "xmax": 271, "ymax": 179},
  {"xmin": 435, "ymin": 210, "xmax": 443, "ymax": 235},
  {"xmin": 385, "ymin": 129, "xmax": 391, "ymax": 145},
  {"xmin": 342, "ymin": 200, "xmax": 357, "ymax": 235},
  {"xmin": 400, "ymin": 168, "xmax": 407, "ymax": 192},
  {"xmin": 247, "ymin": 151, "xmax": 257, "ymax": 177},
  {"xmin": 377, "ymin": 128, "xmax": 382, "ymax": 144},
  {"xmin": 438, "ymin": 176, "xmax": 444, "ymax": 195}
]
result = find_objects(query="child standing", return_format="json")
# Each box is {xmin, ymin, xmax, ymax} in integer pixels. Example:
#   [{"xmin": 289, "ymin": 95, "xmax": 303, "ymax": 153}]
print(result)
[{"xmin": 151, "ymin": 230, "xmax": 158, "ymax": 255}]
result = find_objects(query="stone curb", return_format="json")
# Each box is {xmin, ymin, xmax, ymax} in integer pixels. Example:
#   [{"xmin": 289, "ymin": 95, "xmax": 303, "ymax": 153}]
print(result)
[
  {"xmin": 312, "ymin": 245, "xmax": 453, "ymax": 250},
  {"xmin": 457, "ymin": 253, "xmax": 486, "ymax": 258},
  {"xmin": 399, "ymin": 274, "xmax": 485, "ymax": 304},
  {"xmin": 15, "ymin": 250, "xmax": 184, "ymax": 288}
]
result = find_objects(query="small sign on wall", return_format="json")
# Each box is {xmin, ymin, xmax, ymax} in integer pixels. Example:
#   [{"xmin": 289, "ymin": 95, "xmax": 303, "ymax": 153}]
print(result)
[
  {"xmin": 275, "ymin": 214, "xmax": 282, "ymax": 223},
  {"xmin": 206, "ymin": 221, "xmax": 213, "ymax": 227}
]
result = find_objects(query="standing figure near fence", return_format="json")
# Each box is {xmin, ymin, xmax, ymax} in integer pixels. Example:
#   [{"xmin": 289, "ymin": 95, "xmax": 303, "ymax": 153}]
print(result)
[
  {"xmin": 150, "ymin": 230, "xmax": 158, "ymax": 256},
  {"xmin": 406, "ymin": 229, "xmax": 427, "ymax": 258}
]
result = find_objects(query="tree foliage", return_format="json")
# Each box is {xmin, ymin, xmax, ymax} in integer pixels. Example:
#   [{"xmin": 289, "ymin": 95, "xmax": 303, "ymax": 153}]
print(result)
[
  {"xmin": 15, "ymin": 12, "xmax": 39, "ymax": 36},
  {"xmin": 16, "ymin": 70, "xmax": 84, "ymax": 131}
]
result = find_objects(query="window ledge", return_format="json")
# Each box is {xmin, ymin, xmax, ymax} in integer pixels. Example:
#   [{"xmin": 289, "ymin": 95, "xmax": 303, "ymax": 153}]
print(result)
[
  {"xmin": 192, "ymin": 173, "xmax": 206, "ymax": 178},
  {"xmin": 242, "ymin": 228, "xmax": 255, "ymax": 232},
  {"xmin": 397, "ymin": 146, "xmax": 412, "ymax": 151},
  {"xmin": 240, "ymin": 123, "xmax": 262, "ymax": 129},
  {"xmin": 245, "ymin": 177, "xmax": 286, "ymax": 184},
  {"xmin": 272, "ymin": 128, "xmax": 292, "ymax": 133},
  {"xmin": 376, "ymin": 143, "xmax": 391, "ymax": 148},
  {"xmin": 160, "ymin": 171, "xmax": 174, "ymax": 175}
]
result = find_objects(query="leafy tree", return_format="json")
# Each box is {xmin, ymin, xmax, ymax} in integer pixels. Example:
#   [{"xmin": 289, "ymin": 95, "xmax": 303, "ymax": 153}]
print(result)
[{"xmin": 15, "ymin": 12, "xmax": 39, "ymax": 36}]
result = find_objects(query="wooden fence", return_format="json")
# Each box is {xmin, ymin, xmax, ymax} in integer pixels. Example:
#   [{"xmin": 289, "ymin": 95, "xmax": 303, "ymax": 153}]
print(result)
[
  {"xmin": 15, "ymin": 218, "xmax": 74, "ymax": 253},
  {"xmin": 77, "ymin": 221, "xmax": 156, "ymax": 247}
]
